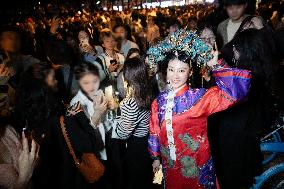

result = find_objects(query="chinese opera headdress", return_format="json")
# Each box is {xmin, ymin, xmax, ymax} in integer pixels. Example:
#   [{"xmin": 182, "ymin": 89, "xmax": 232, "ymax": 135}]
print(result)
[{"xmin": 147, "ymin": 29, "xmax": 213, "ymax": 72}]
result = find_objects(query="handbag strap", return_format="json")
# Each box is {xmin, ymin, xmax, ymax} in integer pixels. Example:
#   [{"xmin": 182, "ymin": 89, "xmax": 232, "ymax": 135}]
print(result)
[
  {"xmin": 66, "ymin": 66, "xmax": 74, "ymax": 97},
  {"xmin": 59, "ymin": 116, "xmax": 80, "ymax": 166}
]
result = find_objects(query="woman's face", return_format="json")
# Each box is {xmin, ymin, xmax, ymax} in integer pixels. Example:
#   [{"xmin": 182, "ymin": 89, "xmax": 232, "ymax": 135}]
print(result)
[
  {"xmin": 200, "ymin": 27, "xmax": 216, "ymax": 48},
  {"xmin": 167, "ymin": 59, "xmax": 191, "ymax": 91},
  {"xmin": 102, "ymin": 37, "xmax": 116, "ymax": 51},
  {"xmin": 78, "ymin": 73, "xmax": 100, "ymax": 97},
  {"xmin": 45, "ymin": 69, "xmax": 58, "ymax": 91}
]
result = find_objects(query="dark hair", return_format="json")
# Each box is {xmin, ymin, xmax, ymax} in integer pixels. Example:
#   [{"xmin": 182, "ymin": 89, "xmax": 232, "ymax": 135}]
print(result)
[
  {"xmin": 46, "ymin": 40, "xmax": 74, "ymax": 65},
  {"xmin": 131, "ymin": 11, "xmax": 140, "ymax": 21},
  {"xmin": 224, "ymin": 0, "xmax": 247, "ymax": 6},
  {"xmin": 15, "ymin": 63, "xmax": 62, "ymax": 133},
  {"xmin": 126, "ymin": 48, "xmax": 140, "ymax": 60},
  {"xmin": 167, "ymin": 18, "xmax": 182, "ymax": 30},
  {"xmin": 29, "ymin": 61, "xmax": 54, "ymax": 81},
  {"xmin": 74, "ymin": 62, "xmax": 100, "ymax": 80},
  {"xmin": 123, "ymin": 57, "xmax": 153, "ymax": 109},
  {"xmin": 16, "ymin": 80, "xmax": 51, "ymax": 129},
  {"xmin": 165, "ymin": 50, "xmax": 192, "ymax": 65},
  {"xmin": 99, "ymin": 30, "xmax": 115, "ymax": 44},
  {"xmin": 112, "ymin": 24, "xmax": 126, "ymax": 33},
  {"xmin": 110, "ymin": 16, "xmax": 123, "ymax": 26},
  {"xmin": 113, "ymin": 23, "xmax": 132, "ymax": 41},
  {"xmin": 231, "ymin": 29, "xmax": 275, "ymax": 86},
  {"xmin": 188, "ymin": 16, "xmax": 197, "ymax": 23},
  {"xmin": 196, "ymin": 22, "xmax": 216, "ymax": 36}
]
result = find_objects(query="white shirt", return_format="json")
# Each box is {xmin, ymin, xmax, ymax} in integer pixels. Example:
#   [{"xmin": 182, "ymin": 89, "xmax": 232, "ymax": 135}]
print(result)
[
  {"xmin": 93, "ymin": 53, "xmax": 125, "ymax": 81},
  {"xmin": 70, "ymin": 90, "xmax": 107, "ymax": 160},
  {"xmin": 120, "ymin": 40, "xmax": 139, "ymax": 58},
  {"xmin": 227, "ymin": 19, "xmax": 242, "ymax": 43}
]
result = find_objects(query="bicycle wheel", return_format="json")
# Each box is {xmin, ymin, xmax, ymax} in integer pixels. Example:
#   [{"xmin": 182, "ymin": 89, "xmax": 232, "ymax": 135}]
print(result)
[
  {"xmin": 261, "ymin": 172, "xmax": 284, "ymax": 189},
  {"xmin": 261, "ymin": 132, "xmax": 282, "ymax": 165},
  {"xmin": 253, "ymin": 163, "xmax": 284, "ymax": 189}
]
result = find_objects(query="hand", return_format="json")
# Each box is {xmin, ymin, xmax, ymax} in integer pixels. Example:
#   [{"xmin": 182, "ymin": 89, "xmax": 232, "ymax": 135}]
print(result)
[
  {"xmin": 50, "ymin": 17, "xmax": 60, "ymax": 34},
  {"xmin": 117, "ymin": 64, "xmax": 124, "ymax": 73},
  {"xmin": 0, "ymin": 64, "xmax": 10, "ymax": 77},
  {"xmin": 152, "ymin": 159, "xmax": 161, "ymax": 174},
  {"xmin": 200, "ymin": 66, "xmax": 211, "ymax": 82},
  {"xmin": 91, "ymin": 95, "xmax": 107, "ymax": 126},
  {"xmin": 17, "ymin": 132, "xmax": 40, "ymax": 185},
  {"xmin": 93, "ymin": 95, "xmax": 108, "ymax": 115},
  {"xmin": 207, "ymin": 51, "xmax": 219, "ymax": 68},
  {"xmin": 108, "ymin": 98, "xmax": 119, "ymax": 110},
  {"xmin": 108, "ymin": 63, "xmax": 119, "ymax": 73}
]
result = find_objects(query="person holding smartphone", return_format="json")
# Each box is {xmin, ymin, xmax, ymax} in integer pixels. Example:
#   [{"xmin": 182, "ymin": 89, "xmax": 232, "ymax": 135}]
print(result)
[
  {"xmin": 92, "ymin": 31, "xmax": 125, "ymax": 90},
  {"xmin": 0, "ymin": 124, "xmax": 39, "ymax": 189},
  {"xmin": 71, "ymin": 62, "xmax": 118, "ymax": 189}
]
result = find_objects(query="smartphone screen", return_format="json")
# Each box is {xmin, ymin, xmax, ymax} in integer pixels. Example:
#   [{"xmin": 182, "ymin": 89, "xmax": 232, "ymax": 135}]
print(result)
[{"xmin": 93, "ymin": 91, "xmax": 103, "ymax": 104}]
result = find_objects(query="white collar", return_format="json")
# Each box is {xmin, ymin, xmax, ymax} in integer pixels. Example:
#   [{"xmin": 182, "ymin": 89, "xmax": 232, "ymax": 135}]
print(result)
[{"xmin": 78, "ymin": 90, "xmax": 92, "ymax": 103}]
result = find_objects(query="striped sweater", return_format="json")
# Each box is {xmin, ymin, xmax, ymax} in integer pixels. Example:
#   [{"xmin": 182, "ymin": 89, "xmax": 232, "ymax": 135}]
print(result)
[{"xmin": 115, "ymin": 98, "xmax": 150, "ymax": 139}]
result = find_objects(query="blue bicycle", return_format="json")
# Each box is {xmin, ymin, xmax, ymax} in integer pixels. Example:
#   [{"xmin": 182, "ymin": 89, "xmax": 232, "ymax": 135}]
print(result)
[{"xmin": 251, "ymin": 114, "xmax": 284, "ymax": 189}]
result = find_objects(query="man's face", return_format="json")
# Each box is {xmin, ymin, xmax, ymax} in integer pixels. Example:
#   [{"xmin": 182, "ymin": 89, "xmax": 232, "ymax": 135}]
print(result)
[
  {"xmin": 226, "ymin": 4, "xmax": 247, "ymax": 21},
  {"xmin": 114, "ymin": 26, "xmax": 126, "ymax": 41},
  {"xmin": 0, "ymin": 31, "xmax": 21, "ymax": 53}
]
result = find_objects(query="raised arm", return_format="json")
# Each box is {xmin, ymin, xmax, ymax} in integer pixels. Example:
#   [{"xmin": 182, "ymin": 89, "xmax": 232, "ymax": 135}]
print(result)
[
  {"xmin": 188, "ymin": 49, "xmax": 251, "ymax": 117},
  {"xmin": 191, "ymin": 58, "xmax": 251, "ymax": 117}
]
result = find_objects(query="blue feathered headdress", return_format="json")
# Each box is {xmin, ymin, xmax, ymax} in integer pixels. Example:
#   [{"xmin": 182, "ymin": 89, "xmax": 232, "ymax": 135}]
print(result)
[{"xmin": 147, "ymin": 29, "xmax": 213, "ymax": 69}]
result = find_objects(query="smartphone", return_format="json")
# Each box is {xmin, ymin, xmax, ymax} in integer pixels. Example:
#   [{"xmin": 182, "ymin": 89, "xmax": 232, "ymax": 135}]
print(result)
[
  {"xmin": 93, "ymin": 90, "xmax": 104, "ymax": 104},
  {"xmin": 23, "ymin": 126, "xmax": 33, "ymax": 150},
  {"xmin": 110, "ymin": 59, "xmax": 118, "ymax": 65}
]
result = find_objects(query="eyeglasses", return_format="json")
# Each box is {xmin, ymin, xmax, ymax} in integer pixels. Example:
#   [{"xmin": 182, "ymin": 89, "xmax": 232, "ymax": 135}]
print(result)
[{"xmin": 200, "ymin": 36, "xmax": 216, "ymax": 44}]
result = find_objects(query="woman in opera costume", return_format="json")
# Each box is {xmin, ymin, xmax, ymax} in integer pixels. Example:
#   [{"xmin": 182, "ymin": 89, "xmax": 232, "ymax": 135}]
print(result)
[{"xmin": 147, "ymin": 29, "xmax": 252, "ymax": 189}]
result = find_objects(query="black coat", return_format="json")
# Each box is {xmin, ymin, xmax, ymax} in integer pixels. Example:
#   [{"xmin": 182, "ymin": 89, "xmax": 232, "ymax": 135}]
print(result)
[
  {"xmin": 33, "ymin": 112, "xmax": 104, "ymax": 189},
  {"xmin": 208, "ymin": 81, "xmax": 273, "ymax": 189}
]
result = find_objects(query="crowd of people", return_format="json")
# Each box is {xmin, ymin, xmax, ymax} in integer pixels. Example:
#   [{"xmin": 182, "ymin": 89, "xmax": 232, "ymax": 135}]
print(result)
[{"xmin": 0, "ymin": 0, "xmax": 284, "ymax": 188}]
